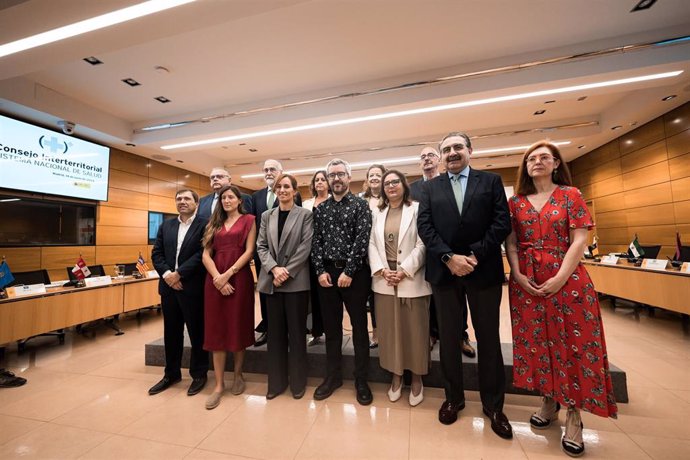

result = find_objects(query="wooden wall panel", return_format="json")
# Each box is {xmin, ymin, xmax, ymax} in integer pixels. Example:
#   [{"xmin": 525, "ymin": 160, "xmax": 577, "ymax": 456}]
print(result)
[
  {"xmin": 109, "ymin": 149, "xmax": 149, "ymax": 176},
  {"xmin": 98, "ymin": 207, "xmax": 148, "ymax": 228},
  {"xmin": 622, "ymin": 161, "xmax": 670, "ymax": 191},
  {"xmin": 666, "ymin": 129, "xmax": 690, "ymax": 159},
  {"xmin": 148, "ymin": 162, "xmax": 179, "ymax": 183},
  {"xmin": 101, "ymin": 187, "xmax": 149, "ymax": 210},
  {"xmin": 626, "ymin": 203, "xmax": 676, "ymax": 227},
  {"xmin": 593, "ymin": 192, "xmax": 626, "ymax": 212},
  {"xmin": 177, "ymin": 171, "xmax": 200, "ymax": 189},
  {"xmin": 671, "ymin": 177, "xmax": 690, "ymax": 202},
  {"xmin": 623, "ymin": 182, "xmax": 673, "ymax": 209},
  {"xmin": 669, "ymin": 152, "xmax": 690, "ymax": 180},
  {"xmin": 571, "ymin": 141, "xmax": 619, "ymax": 175},
  {"xmin": 109, "ymin": 169, "xmax": 148, "ymax": 194},
  {"xmin": 627, "ymin": 225, "xmax": 678, "ymax": 246},
  {"xmin": 148, "ymin": 194, "xmax": 177, "ymax": 213},
  {"xmin": 596, "ymin": 228, "xmax": 629, "ymax": 245},
  {"xmin": 96, "ymin": 245, "xmax": 150, "ymax": 266},
  {"xmin": 41, "ymin": 246, "xmax": 96, "ymax": 270},
  {"xmin": 674, "ymin": 200, "xmax": 690, "ymax": 224},
  {"xmin": 589, "ymin": 176, "xmax": 623, "ymax": 199},
  {"xmin": 593, "ymin": 210, "xmax": 627, "ymax": 229},
  {"xmin": 586, "ymin": 159, "xmax": 622, "ymax": 185},
  {"xmin": 620, "ymin": 140, "xmax": 667, "ymax": 173},
  {"xmin": 664, "ymin": 103, "xmax": 690, "ymax": 137},
  {"xmin": 619, "ymin": 118, "xmax": 664, "ymax": 155},
  {"xmin": 148, "ymin": 177, "xmax": 178, "ymax": 198},
  {"xmin": 0, "ymin": 247, "xmax": 41, "ymax": 272},
  {"xmin": 96, "ymin": 226, "xmax": 148, "ymax": 246}
]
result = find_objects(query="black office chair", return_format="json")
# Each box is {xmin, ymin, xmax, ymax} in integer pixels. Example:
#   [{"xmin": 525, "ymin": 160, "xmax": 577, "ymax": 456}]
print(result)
[
  {"xmin": 679, "ymin": 246, "xmax": 690, "ymax": 262},
  {"xmin": 8, "ymin": 269, "xmax": 50, "ymax": 287},
  {"xmin": 115, "ymin": 263, "xmax": 138, "ymax": 276},
  {"xmin": 628, "ymin": 245, "xmax": 661, "ymax": 259},
  {"xmin": 65, "ymin": 264, "xmax": 106, "ymax": 281}
]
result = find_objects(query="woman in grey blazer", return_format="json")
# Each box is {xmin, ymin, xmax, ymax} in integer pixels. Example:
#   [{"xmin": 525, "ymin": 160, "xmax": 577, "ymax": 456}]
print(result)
[{"xmin": 257, "ymin": 173, "xmax": 314, "ymax": 399}]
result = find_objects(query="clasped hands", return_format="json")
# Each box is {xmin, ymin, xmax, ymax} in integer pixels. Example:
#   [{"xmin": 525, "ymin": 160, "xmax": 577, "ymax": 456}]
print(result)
[
  {"xmin": 381, "ymin": 268, "xmax": 405, "ymax": 286},
  {"xmin": 213, "ymin": 271, "xmax": 235, "ymax": 296},
  {"xmin": 514, "ymin": 273, "xmax": 566, "ymax": 298},
  {"xmin": 318, "ymin": 272, "xmax": 352, "ymax": 288},
  {"xmin": 163, "ymin": 271, "xmax": 183, "ymax": 291},
  {"xmin": 271, "ymin": 266, "xmax": 290, "ymax": 287},
  {"xmin": 445, "ymin": 254, "xmax": 478, "ymax": 277}
]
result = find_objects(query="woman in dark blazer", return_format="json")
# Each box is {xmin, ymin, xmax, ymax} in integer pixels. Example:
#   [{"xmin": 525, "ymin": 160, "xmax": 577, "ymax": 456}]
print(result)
[{"xmin": 257, "ymin": 174, "xmax": 314, "ymax": 399}]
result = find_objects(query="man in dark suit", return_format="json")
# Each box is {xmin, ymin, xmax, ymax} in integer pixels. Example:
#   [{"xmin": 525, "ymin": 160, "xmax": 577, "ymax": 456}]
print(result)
[
  {"xmin": 198, "ymin": 167, "xmax": 253, "ymax": 220},
  {"xmin": 417, "ymin": 132, "xmax": 512, "ymax": 439},
  {"xmin": 150, "ymin": 189, "xmax": 209, "ymax": 397},
  {"xmin": 251, "ymin": 159, "xmax": 302, "ymax": 346}
]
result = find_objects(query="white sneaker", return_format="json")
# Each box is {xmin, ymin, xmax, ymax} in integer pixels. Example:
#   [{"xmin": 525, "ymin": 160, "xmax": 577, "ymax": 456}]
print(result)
[{"xmin": 409, "ymin": 383, "xmax": 424, "ymax": 407}]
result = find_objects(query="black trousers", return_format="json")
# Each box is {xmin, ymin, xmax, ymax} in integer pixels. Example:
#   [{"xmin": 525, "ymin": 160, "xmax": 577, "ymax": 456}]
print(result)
[
  {"xmin": 317, "ymin": 265, "xmax": 371, "ymax": 380},
  {"xmin": 161, "ymin": 290, "xmax": 208, "ymax": 379},
  {"xmin": 254, "ymin": 255, "xmax": 268, "ymax": 333},
  {"xmin": 432, "ymin": 279, "xmax": 505, "ymax": 411},
  {"xmin": 309, "ymin": 260, "xmax": 324, "ymax": 337},
  {"xmin": 430, "ymin": 296, "xmax": 469, "ymax": 341},
  {"xmin": 267, "ymin": 291, "xmax": 309, "ymax": 394}
]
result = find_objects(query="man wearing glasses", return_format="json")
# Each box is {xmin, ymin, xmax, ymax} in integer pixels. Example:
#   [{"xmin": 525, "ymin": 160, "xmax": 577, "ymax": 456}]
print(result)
[
  {"xmin": 311, "ymin": 159, "xmax": 373, "ymax": 405},
  {"xmin": 198, "ymin": 167, "xmax": 253, "ymax": 219},
  {"xmin": 417, "ymin": 132, "xmax": 513, "ymax": 439},
  {"xmin": 251, "ymin": 160, "xmax": 302, "ymax": 346}
]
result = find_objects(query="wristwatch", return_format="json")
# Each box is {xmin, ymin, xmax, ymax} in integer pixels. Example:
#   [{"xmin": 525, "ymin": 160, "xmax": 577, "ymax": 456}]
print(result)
[{"xmin": 441, "ymin": 252, "xmax": 454, "ymax": 264}]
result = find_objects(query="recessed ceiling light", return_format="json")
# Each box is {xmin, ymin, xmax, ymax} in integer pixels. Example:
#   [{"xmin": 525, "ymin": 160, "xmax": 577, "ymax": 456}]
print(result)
[
  {"xmin": 544, "ymin": 100, "xmax": 556, "ymax": 104},
  {"xmin": 534, "ymin": 109, "xmax": 546, "ymax": 115},
  {"xmin": 162, "ymin": 71, "xmax": 682, "ymax": 150},
  {"xmin": 631, "ymin": 0, "xmax": 657, "ymax": 12},
  {"xmin": 672, "ymin": 118, "xmax": 682, "ymax": 124},
  {"xmin": 577, "ymin": 96, "xmax": 587, "ymax": 101},
  {"xmin": 578, "ymin": 145, "xmax": 586, "ymax": 149},
  {"xmin": 126, "ymin": 143, "xmax": 136, "ymax": 147},
  {"xmin": 249, "ymin": 148, "xmax": 257, "ymax": 152},
  {"xmin": 0, "ymin": 0, "xmax": 196, "ymax": 59},
  {"xmin": 611, "ymin": 125, "xmax": 622, "ymax": 130},
  {"xmin": 176, "ymin": 160, "xmax": 184, "ymax": 163},
  {"xmin": 662, "ymin": 95, "xmax": 677, "ymax": 101},
  {"xmin": 630, "ymin": 121, "xmax": 638, "ymax": 126},
  {"xmin": 239, "ymin": 143, "xmax": 246, "ymax": 146},
  {"xmin": 485, "ymin": 164, "xmax": 493, "ymax": 167},
  {"xmin": 122, "ymin": 78, "xmax": 140, "ymax": 87},
  {"xmin": 83, "ymin": 56, "xmax": 103, "ymax": 65},
  {"xmin": 154, "ymin": 96, "xmax": 171, "ymax": 103}
]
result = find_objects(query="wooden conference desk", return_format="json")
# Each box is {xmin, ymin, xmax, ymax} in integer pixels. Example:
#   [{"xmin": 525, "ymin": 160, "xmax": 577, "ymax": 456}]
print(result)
[
  {"xmin": 582, "ymin": 260, "xmax": 690, "ymax": 315},
  {"xmin": 0, "ymin": 277, "xmax": 159, "ymax": 344}
]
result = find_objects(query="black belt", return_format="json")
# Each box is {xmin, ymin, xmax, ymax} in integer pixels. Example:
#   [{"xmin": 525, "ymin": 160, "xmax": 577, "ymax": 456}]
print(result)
[{"xmin": 324, "ymin": 259, "xmax": 347, "ymax": 269}]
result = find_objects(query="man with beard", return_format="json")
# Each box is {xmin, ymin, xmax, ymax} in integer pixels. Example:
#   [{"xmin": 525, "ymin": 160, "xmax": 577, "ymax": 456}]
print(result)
[
  {"xmin": 417, "ymin": 132, "xmax": 512, "ymax": 439},
  {"xmin": 251, "ymin": 160, "xmax": 302, "ymax": 346},
  {"xmin": 410, "ymin": 147, "xmax": 476, "ymax": 358},
  {"xmin": 311, "ymin": 159, "xmax": 373, "ymax": 405}
]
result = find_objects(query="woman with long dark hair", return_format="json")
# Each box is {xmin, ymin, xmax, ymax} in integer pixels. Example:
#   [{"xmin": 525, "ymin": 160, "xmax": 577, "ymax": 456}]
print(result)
[
  {"xmin": 202, "ymin": 185, "xmax": 256, "ymax": 409},
  {"xmin": 506, "ymin": 141, "xmax": 617, "ymax": 456}
]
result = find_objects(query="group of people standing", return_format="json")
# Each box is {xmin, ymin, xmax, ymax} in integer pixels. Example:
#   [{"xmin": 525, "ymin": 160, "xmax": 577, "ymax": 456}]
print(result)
[{"xmin": 150, "ymin": 131, "xmax": 617, "ymax": 457}]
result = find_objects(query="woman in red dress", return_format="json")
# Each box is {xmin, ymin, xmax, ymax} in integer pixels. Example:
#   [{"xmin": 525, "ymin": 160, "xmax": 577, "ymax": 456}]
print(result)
[
  {"xmin": 506, "ymin": 141, "xmax": 617, "ymax": 457},
  {"xmin": 202, "ymin": 185, "xmax": 256, "ymax": 409}
]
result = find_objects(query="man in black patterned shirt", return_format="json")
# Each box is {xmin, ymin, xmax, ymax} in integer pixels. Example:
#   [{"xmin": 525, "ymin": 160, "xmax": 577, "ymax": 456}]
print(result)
[{"xmin": 311, "ymin": 158, "xmax": 373, "ymax": 405}]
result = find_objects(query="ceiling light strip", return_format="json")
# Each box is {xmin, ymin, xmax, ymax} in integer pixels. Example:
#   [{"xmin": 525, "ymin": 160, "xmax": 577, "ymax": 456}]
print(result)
[
  {"xmin": 239, "ymin": 141, "xmax": 571, "ymax": 178},
  {"xmin": 0, "ymin": 0, "xmax": 196, "ymax": 59},
  {"xmin": 163, "ymin": 71, "xmax": 680, "ymax": 150},
  {"xmin": 141, "ymin": 34, "xmax": 689, "ymax": 133}
]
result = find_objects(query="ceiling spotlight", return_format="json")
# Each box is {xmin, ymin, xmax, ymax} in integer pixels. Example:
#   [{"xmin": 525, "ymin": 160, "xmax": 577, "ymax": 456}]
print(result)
[
  {"xmin": 154, "ymin": 65, "xmax": 170, "ymax": 74},
  {"xmin": 631, "ymin": 0, "xmax": 657, "ymax": 12},
  {"xmin": 544, "ymin": 100, "xmax": 556, "ymax": 104},
  {"xmin": 662, "ymin": 95, "xmax": 677, "ymax": 101},
  {"xmin": 249, "ymin": 148, "xmax": 257, "ymax": 152},
  {"xmin": 122, "ymin": 78, "xmax": 140, "ymax": 87},
  {"xmin": 611, "ymin": 125, "xmax": 622, "ymax": 130},
  {"xmin": 176, "ymin": 160, "xmax": 184, "ymax": 163},
  {"xmin": 578, "ymin": 145, "xmax": 586, "ymax": 149},
  {"xmin": 83, "ymin": 56, "xmax": 103, "ymax": 65},
  {"xmin": 672, "ymin": 118, "xmax": 682, "ymax": 124},
  {"xmin": 625, "ymin": 140, "xmax": 634, "ymax": 145},
  {"xmin": 154, "ymin": 96, "xmax": 171, "ymax": 103},
  {"xmin": 577, "ymin": 96, "xmax": 587, "ymax": 101},
  {"xmin": 534, "ymin": 109, "xmax": 546, "ymax": 115},
  {"xmin": 126, "ymin": 143, "xmax": 136, "ymax": 147}
]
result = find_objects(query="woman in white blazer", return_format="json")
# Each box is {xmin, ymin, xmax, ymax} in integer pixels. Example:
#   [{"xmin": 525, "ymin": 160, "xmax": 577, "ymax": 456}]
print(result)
[{"xmin": 369, "ymin": 170, "xmax": 432, "ymax": 406}]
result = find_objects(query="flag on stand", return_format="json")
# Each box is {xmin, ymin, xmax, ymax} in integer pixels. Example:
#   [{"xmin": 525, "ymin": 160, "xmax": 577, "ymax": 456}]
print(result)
[
  {"xmin": 72, "ymin": 256, "xmax": 91, "ymax": 280},
  {"xmin": 628, "ymin": 234, "xmax": 645, "ymax": 259},
  {"xmin": 136, "ymin": 254, "xmax": 150, "ymax": 275},
  {"xmin": 590, "ymin": 235, "xmax": 599, "ymax": 257},
  {"xmin": 675, "ymin": 232, "xmax": 683, "ymax": 261},
  {"xmin": 0, "ymin": 260, "xmax": 14, "ymax": 289}
]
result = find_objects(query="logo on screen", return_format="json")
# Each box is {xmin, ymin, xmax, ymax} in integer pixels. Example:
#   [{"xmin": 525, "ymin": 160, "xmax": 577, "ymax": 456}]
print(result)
[{"xmin": 38, "ymin": 135, "xmax": 69, "ymax": 154}]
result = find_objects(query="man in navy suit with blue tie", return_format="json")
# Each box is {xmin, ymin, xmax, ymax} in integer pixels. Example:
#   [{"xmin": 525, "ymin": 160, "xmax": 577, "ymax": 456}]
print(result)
[
  {"xmin": 417, "ymin": 132, "xmax": 513, "ymax": 439},
  {"xmin": 251, "ymin": 159, "xmax": 302, "ymax": 346},
  {"xmin": 198, "ymin": 167, "xmax": 253, "ymax": 220}
]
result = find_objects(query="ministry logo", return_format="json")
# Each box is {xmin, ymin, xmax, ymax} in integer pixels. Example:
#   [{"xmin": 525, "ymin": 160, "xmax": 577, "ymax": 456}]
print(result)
[{"xmin": 39, "ymin": 135, "xmax": 70, "ymax": 154}]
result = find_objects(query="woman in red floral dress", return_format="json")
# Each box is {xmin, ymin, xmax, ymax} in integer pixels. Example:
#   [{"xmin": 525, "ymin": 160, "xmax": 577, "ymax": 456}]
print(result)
[{"xmin": 506, "ymin": 141, "xmax": 617, "ymax": 457}]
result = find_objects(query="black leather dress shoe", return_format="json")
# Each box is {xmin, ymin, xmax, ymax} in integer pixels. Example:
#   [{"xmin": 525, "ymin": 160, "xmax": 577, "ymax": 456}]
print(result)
[
  {"xmin": 266, "ymin": 387, "xmax": 287, "ymax": 400},
  {"xmin": 462, "ymin": 339, "xmax": 476, "ymax": 358},
  {"xmin": 313, "ymin": 376, "xmax": 343, "ymax": 400},
  {"xmin": 355, "ymin": 379, "xmax": 373, "ymax": 406},
  {"xmin": 187, "ymin": 376, "xmax": 207, "ymax": 396},
  {"xmin": 254, "ymin": 332, "xmax": 268, "ymax": 347},
  {"xmin": 292, "ymin": 388, "xmax": 306, "ymax": 399},
  {"xmin": 438, "ymin": 400, "xmax": 466, "ymax": 425},
  {"xmin": 148, "ymin": 376, "xmax": 181, "ymax": 395},
  {"xmin": 483, "ymin": 407, "xmax": 513, "ymax": 439}
]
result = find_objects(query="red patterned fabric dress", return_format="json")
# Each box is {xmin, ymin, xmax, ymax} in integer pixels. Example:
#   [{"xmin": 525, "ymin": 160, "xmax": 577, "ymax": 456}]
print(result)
[{"xmin": 508, "ymin": 186, "xmax": 617, "ymax": 418}]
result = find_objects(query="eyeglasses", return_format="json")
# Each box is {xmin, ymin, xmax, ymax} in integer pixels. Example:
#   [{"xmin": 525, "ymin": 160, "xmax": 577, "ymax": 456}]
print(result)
[
  {"xmin": 420, "ymin": 152, "xmax": 438, "ymax": 160},
  {"xmin": 327, "ymin": 172, "xmax": 348, "ymax": 180},
  {"xmin": 210, "ymin": 174, "xmax": 228, "ymax": 180},
  {"xmin": 441, "ymin": 143, "xmax": 468, "ymax": 155},
  {"xmin": 383, "ymin": 179, "xmax": 401, "ymax": 188},
  {"xmin": 525, "ymin": 154, "xmax": 555, "ymax": 164}
]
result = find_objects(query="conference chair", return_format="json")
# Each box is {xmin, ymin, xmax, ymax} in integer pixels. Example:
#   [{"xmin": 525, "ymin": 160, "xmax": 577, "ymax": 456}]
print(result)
[{"xmin": 115, "ymin": 262, "xmax": 138, "ymax": 276}]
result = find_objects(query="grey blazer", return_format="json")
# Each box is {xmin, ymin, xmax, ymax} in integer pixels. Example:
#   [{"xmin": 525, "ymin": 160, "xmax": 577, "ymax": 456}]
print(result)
[{"xmin": 256, "ymin": 206, "xmax": 313, "ymax": 295}]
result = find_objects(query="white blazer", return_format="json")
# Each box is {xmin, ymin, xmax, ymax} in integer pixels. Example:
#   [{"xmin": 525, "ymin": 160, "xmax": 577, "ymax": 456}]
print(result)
[{"xmin": 368, "ymin": 201, "xmax": 432, "ymax": 298}]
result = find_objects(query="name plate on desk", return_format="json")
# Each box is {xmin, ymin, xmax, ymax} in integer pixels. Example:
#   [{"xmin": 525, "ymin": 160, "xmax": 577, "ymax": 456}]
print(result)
[
  {"xmin": 600, "ymin": 255, "xmax": 619, "ymax": 265},
  {"xmin": 8, "ymin": 284, "xmax": 47, "ymax": 297},
  {"xmin": 680, "ymin": 262, "xmax": 690, "ymax": 274},
  {"xmin": 84, "ymin": 276, "xmax": 113, "ymax": 287},
  {"xmin": 641, "ymin": 259, "xmax": 668, "ymax": 271},
  {"xmin": 146, "ymin": 270, "xmax": 159, "ymax": 279}
]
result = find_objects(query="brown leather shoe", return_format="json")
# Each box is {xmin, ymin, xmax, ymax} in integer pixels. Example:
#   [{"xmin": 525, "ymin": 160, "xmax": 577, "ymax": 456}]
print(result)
[
  {"xmin": 462, "ymin": 339, "xmax": 476, "ymax": 358},
  {"xmin": 483, "ymin": 407, "xmax": 513, "ymax": 439},
  {"xmin": 438, "ymin": 400, "xmax": 466, "ymax": 425}
]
